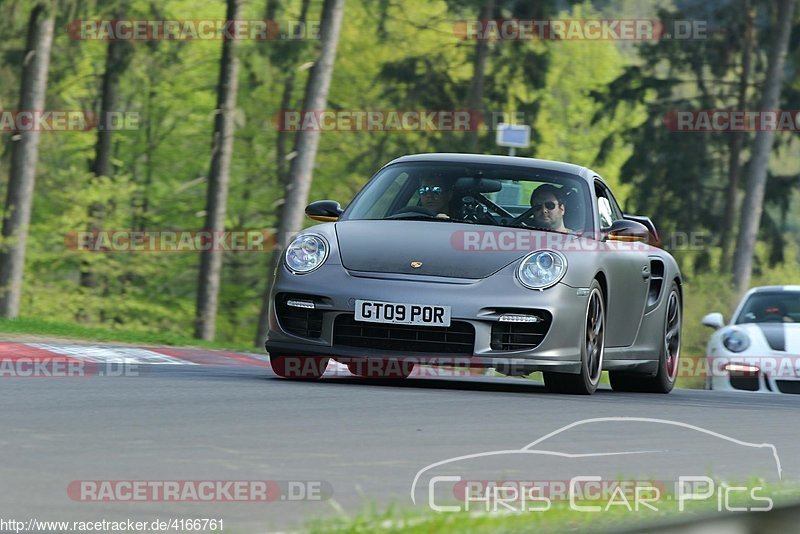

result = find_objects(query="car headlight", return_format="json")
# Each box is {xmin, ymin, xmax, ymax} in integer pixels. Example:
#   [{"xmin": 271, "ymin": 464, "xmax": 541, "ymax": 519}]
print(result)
[
  {"xmin": 722, "ymin": 329, "xmax": 750, "ymax": 353},
  {"xmin": 285, "ymin": 234, "xmax": 329, "ymax": 274},
  {"xmin": 516, "ymin": 250, "xmax": 567, "ymax": 290}
]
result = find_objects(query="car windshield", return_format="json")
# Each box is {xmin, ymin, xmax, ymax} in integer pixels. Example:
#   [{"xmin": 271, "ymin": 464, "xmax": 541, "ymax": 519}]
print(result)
[
  {"xmin": 735, "ymin": 291, "xmax": 800, "ymax": 324},
  {"xmin": 343, "ymin": 162, "xmax": 594, "ymax": 233}
]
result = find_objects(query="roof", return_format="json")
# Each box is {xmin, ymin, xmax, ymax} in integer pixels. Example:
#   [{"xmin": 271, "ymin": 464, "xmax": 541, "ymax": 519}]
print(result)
[
  {"xmin": 384, "ymin": 153, "xmax": 592, "ymax": 180},
  {"xmin": 750, "ymin": 285, "xmax": 800, "ymax": 293}
]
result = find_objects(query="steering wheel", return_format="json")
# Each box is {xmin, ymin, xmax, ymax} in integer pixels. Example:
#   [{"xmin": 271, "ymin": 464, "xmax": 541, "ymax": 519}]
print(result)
[
  {"xmin": 388, "ymin": 205, "xmax": 438, "ymax": 218},
  {"xmin": 510, "ymin": 206, "xmax": 537, "ymax": 227},
  {"xmin": 457, "ymin": 198, "xmax": 494, "ymax": 224}
]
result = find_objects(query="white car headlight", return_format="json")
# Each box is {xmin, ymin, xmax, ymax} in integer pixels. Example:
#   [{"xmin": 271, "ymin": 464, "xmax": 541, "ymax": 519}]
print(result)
[
  {"xmin": 285, "ymin": 234, "xmax": 329, "ymax": 274},
  {"xmin": 516, "ymin": 250, "xmax": 567, "ymax": 290},
  {"xmin": 722, "ymin": 329, "xmax": 750, "ymax": 353}
]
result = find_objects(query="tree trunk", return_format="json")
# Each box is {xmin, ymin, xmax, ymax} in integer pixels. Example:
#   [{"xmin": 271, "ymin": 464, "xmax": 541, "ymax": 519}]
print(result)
[
  {"xmin": 255, "ymin": 0, "xmax": 346, "ymax": 347},
  {"xmin": 0, "ymin": 4, "xmax": 55, "ymax": 318},
  {"xmin": 466, "ymin": 0, "xmax": 493, "ymax": 152},
  {"xmin": 719, "ymin": 0, "xmax": 755, "ymax": 272},
  {"xmin": 135, "ymin": 88, "xmax": 156, "ymax": 231},
  {"xmin": 265, "ymin": 0, "xmax": 278, "ymax": 20},
  {"xmin": 194, "ymin": 0, "xmax": 242, "ymax": 340},
  {"xmin": 81, "ymin": 37, "xmax": 131, "ymax": 289},
  {"xmin": 732, "ymin": 0, "xmax": 795, "ymax": 293},
  {"xmin": 276, "ymin": 0, "xmax": 312, "ymax": 186}
]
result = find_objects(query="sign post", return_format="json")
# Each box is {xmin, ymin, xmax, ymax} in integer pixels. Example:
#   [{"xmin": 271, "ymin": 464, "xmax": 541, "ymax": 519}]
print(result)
[{"xmin": 496, "ymin": 123, "xmax": 531, "ymax": 156}]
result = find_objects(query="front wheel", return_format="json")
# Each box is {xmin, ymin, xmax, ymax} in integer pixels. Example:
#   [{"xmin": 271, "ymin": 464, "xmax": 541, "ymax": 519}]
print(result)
[
  {"xmin": 270, "ymin": 354, "xmax": 329, "ymax": 379},
  {"xmin": 609, "ymin": 282, "xmax": 681, "ymax": 393},
  {"xmin": 544, "ymin": 281, "xmax": 605, "ymax": 395}
]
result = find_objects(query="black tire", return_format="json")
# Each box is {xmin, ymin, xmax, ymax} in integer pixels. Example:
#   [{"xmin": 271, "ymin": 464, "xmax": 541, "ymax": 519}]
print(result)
[
  {"xmin": 609, "ymin": 282, "xmax": 681, "ymax": 393},
  {"xmin": 544, "ymin": 280, "xmax": 605, "ymax": 395},
  {"xmin": 270, "ymin": 354, "xmax": 329, "ymax": 379}
]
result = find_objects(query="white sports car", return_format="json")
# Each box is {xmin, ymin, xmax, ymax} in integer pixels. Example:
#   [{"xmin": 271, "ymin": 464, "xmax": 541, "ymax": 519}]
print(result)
[{"xmin": 702, "ymin": 286, "xmax": 800, "ymax": 394}]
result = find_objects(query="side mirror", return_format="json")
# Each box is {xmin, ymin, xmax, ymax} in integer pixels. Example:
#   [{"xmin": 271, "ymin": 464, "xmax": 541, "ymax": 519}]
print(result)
[
  {"xmin": 305, "ymin": 200, "xmax": 343, "ymax": 222},
  {"xmin": 623, "ymin": 214, "xmax": 660, "ymax": 245},
  {"xmin": 701, "ymin": 312, "xmax": 725, "ymax": 330},
  {"xmin": 604, "ymin": 219, "xmax": 651, "ymax": 243}
]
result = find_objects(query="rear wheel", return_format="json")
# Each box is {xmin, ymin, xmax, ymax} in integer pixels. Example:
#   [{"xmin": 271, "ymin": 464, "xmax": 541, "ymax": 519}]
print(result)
[
  {"xmin": 270, "ymin": 354, "xmax": 329, "ymax": 380},
  {"xmin": 609, "ymin": 282, "xmax": 681, "ymax": 393},
  {"xmin": 544, "ymin": 281, "xmax": 605, "ymax": 395},
  {"xmin": 347, "ymin": 359, "xmax": 415, "ymax": 379}
]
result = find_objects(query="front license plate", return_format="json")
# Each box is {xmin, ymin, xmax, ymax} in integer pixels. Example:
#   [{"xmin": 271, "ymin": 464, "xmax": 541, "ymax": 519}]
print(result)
[{"xmin": 355, "ymin": 300, "xmax": 451, "ymax": 327}]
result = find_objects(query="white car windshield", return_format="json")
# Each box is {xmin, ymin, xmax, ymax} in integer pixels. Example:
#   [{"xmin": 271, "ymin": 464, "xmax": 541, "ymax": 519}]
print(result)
[{"xmin": 735, "ymin": 291, "xmax": 800, "ymax": 324}]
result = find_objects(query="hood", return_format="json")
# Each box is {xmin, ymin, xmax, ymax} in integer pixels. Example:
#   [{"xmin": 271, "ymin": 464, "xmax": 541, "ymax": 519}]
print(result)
[
  {"xmin": 741, "ymin": 322, "xmax": 800, "ymax": 353},
  {"xmin": 335, "ymin": 220, "xmax": 537, "ymax": 278}
]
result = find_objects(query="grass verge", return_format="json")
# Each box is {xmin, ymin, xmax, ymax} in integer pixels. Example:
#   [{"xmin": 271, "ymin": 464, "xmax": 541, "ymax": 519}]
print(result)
[
  {"xmin": 307, "ymin": 481, "xmax": 800, "ymax": 533},
  {"xmin": 0, "ymin": 316, "xmax": 259, "ymax": 352}
]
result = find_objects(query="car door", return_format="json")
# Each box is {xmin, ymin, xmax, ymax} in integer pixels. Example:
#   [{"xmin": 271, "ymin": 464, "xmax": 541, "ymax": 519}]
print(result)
[{"xmin": 594, "ymin": 179, "xmax": 649, "ymax": 347}]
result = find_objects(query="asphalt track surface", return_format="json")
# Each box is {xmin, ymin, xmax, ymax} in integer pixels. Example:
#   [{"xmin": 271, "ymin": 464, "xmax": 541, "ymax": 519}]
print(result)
[{"xmin": 1, "ymin": 341, "xmax": 799, "ymax": 532}]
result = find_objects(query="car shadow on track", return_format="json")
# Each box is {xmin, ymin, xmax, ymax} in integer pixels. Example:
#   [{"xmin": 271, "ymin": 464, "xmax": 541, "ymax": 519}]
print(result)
[{"xmin": 266, "ymin": 373, "xmax": 623, "ymax": 396}]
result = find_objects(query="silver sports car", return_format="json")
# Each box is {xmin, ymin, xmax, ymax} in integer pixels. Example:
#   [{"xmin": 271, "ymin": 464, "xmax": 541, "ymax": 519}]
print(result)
[{"xmin": 265, "ymin": 154, "xmax": 683, "ymax": 394}]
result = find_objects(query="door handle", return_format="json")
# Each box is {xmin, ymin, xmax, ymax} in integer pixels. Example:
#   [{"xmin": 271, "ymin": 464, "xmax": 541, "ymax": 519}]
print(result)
[{"xmin": 641, "ymin": 266, "xmax": 650, "ymax": 279}]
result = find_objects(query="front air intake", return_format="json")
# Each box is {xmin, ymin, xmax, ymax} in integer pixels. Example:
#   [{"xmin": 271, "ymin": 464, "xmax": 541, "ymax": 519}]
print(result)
[{"xmin": 275, "ymin": 293, "xmax": 324, "ymax": 339}]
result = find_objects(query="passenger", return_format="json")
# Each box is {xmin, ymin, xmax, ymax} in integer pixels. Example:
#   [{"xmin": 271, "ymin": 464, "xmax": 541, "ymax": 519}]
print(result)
[{"xmin": 530, "ymin": 184, "xmax": 568, "ymax": 233}]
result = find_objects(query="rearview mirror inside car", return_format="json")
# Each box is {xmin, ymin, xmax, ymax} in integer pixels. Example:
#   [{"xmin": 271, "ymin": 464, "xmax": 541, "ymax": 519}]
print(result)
[
  {"xmin": 305, "ymin": 200, "xmax": 343, "ymax": 222},
  {"xmin": 453, "ymin": 177, "xmax": 502, "ymax": 193}
]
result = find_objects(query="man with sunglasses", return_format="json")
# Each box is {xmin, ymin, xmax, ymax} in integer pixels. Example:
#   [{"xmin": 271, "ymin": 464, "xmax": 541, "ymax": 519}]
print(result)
[
  {"xmin": 418, "ymin": 176, "xmax": 454, "ymax": 218},
  {"xmin": 530, "ymin": 184, "xmax": 568, "ymax": 232}
]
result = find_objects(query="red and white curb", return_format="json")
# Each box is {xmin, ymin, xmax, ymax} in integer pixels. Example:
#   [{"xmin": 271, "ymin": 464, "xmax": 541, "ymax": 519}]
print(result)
[
  {"xmin": 0, "ymin": 342, "xmax": 267, "ymax": 367},
  {"xmin": 0, "ymin": 343, "xmax": 486, "ymax": 377},
  {"xmin": 0, "ymin": 342, "xmax": 351, "ymax": 373}
]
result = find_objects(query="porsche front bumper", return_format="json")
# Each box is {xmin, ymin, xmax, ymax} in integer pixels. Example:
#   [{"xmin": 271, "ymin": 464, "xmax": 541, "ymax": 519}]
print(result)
[{"xmin": 265, "ymin": 265, "xmax": 589, "ymax": 373}]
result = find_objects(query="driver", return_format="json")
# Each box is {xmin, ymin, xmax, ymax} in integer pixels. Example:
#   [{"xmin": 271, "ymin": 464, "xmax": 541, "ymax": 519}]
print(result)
[
  {"xmin": 762, "ymin": 302, "xmax": 794, "ymax": 323},
  {"xmin": 418, "ymin": 176, "xmax": 454, "ymax": 219},
  {"xmin": 530, "ymin": 184, "xmax": 568, "ymax": 233}
]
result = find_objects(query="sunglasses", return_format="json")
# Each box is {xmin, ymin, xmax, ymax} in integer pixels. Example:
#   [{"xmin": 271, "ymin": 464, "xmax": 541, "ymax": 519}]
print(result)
[
  {"xmin": 532, "ymin": 200, "xmax": 559, "ymax": 211},
  {"xmin": 419, "ymin": 185, "xmax": 448, "ymax": 197}
]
